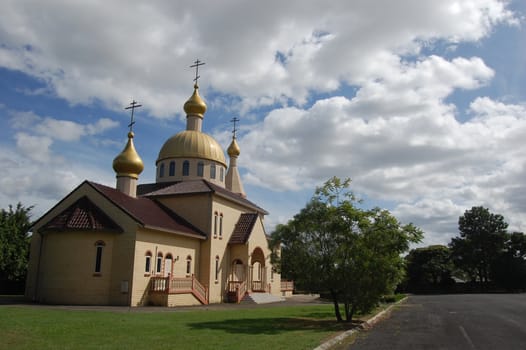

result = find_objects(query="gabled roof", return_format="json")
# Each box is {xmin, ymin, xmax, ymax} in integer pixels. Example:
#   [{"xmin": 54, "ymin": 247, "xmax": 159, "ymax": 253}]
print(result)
[
  {"xmin": 139, "ymin": 180, "xmax": 268, "ymax": 215},
  {"xmin": 88, "ymin": 182, "xmax": 206, "ymax": 239},
  {"xmin": 229, "ymin": 213, "xmax": 259, "ymax": 244},
  {"xmin": 40, "ymin": 196, "xmax": 123, "ymax": 233}
]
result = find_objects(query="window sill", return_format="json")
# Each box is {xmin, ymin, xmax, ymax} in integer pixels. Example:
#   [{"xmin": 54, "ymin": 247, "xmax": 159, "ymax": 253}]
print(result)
[
  {"xmin": 93, "ymin": 273, "xmax": 102, "ymax": 277},
  {"xmin": 144, "ymin": 273, "xmax": 151, "ymax": 277}
]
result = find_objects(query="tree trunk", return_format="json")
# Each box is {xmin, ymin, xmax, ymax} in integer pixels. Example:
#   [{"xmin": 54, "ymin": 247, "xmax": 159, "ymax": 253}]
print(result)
[
  {"xmin": 346, "ymin": 304, "xmax": 356, "ymax": 323},
  {"xmin": 330, "ymin": 289, "xmax": 343, "ymax": 322},
  {"xmin": 345, "ymin": 301, "xmax": 354, "ymax": 322}
]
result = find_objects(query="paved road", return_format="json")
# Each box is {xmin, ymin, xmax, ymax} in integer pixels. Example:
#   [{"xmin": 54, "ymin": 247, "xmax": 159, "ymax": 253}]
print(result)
[{"xmin": 349, "ymin": 294, "xmax": 526, "ymax": 350}]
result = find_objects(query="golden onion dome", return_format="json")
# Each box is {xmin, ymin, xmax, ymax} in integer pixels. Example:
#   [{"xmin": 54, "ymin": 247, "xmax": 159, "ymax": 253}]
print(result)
[
  {"xmin": 183, "ymin": 84, "xmax": 207, "ymax": 117},
  {"xmin": 157, "ymin": 130, "xmax": 227, "ymax": 167},
  {"xmin": 112, "ymin": 132, "xmax": 144, "ymax": 179},
  {"xmin": 227, "ymin": 137, "xmax": 240, "ymax": 157}
]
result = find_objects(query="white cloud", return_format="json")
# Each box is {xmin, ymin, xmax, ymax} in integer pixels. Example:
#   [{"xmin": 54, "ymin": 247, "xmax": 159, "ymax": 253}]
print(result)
[
  {"xmin": 14, "ymin": 132, "xmax": 53, "ymax": 162},
  {"xmin": 0, "ymin": 0, "xmax": 523, "ymax": 246},
  {"xmin": 10, "ymin": 111, "xmax": 119, "ymax": 142},
  {"xmin": 0, "ymin": 0, "xmax": 517, "ymax": 117}
]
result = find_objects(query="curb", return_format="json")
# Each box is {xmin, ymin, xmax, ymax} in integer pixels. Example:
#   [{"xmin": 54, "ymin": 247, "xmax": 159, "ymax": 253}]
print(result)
[{"xmin": 312, "ymin": 296, "xmax": 409, "ymax": 350}]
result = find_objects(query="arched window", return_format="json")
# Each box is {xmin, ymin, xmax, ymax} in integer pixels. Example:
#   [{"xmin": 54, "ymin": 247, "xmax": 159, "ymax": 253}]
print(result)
[
  {"xmin": 213, "ymin": 212, "xmax": 218, "ymax": 237},
  {"xmin": 169, "ymin": 161, "xmax": 175, "ymax": 176},
  {"xmin": 183, "ymin": 160, "xmax": 190, "ymax": 176},
  {"xmin": 219, "ymin": 213, "xmax": 223, "ymax": 238},
  {"xmin": 145, "ymin": 251, "xmax": 152, "ymax": 274},
  {"xmin": 186, "ymin": 255, "xmax": 192, "ymax": 275},
  {"xmin": 159, "ymin": 163, "xmax": 165, "ymax": 178},
  {"xmin": 210, "ymin": 163, "xmax": 216, "ymax": 179},
  {"xmin": 197, "ymin": 162, "xmax": 204, "ymax": 177},
  {"xmin": 215, "ymin": 256, "xmax": 220, "ymax": 281},
  {"xmin": 156, "ymin": 252, "xmax": 163, "ymax": 275},
  {"xmin": 94, "ymin": 241, "xmax": 105, "ymax": 274},
  {"xmin": 220, "ymin": 167, "xmax": 224, "ymax": 182}
]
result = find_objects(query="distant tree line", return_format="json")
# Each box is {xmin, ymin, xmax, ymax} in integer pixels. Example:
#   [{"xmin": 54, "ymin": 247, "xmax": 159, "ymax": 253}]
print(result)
[{"xmin": 403, "ymin": 206, "xmax": 526, "ymax": 293}]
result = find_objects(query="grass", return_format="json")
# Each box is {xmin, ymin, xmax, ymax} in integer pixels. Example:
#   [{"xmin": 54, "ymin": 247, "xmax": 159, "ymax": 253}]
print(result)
[{"xmin": 0, "ymin": 298, "xmax": 403, "ymax": 350}]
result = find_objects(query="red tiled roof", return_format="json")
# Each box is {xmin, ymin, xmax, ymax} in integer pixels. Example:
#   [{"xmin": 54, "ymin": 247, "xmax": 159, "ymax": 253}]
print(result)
[
  {"xmin": 140, "ymin": 180, "xmax": 268, "ymax": 215},
  {"xmin": 229, "ymin": 213, "xmax": 258, "ymax": 244},
  {"xmin": 41, "ymin": 196, "xmax": 123, "ymax": 233},
  {"xmin": 88, "ymin": 182, "xmax": 205, "ymax": 238}
]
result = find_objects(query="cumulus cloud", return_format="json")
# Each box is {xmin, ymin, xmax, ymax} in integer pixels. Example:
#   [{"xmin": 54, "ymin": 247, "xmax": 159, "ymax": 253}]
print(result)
[
  {"xmin": 10, "ymin": 110, "xmax": 119, "ymax": 142},
  {"xmin": 1, "ymin": 109, "xmax": 120, "ymax": 216},
  {"xmin": 0, "ymin": 0, "xmax": 523, "ymax": 246},
  {"xmin": 0, "ymin": 0, "xmax": 517, "ymax": 117}
]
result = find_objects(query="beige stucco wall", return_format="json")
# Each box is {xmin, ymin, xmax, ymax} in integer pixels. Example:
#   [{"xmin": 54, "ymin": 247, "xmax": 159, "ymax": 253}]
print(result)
[
  {"xmin": 34, "ymin": 231, "xmax": 116, "ymax": 305},
  {"xmin": 157, "ymin": 194, "xmax": 211, "ymax": 234},
  {"xmin": 131, "ymin": 228, "xmax": 202, "ymax": 306},
  {"xmin": 26, "ymin": 183, "xmax": 139, "ymax": 305},
  {"xmin": 246, "ymin": 215, "xmax": 282, "ymax": 297}
]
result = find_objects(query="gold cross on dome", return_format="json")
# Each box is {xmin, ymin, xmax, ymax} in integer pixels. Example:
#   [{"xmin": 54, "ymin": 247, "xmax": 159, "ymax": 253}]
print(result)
[
  {"xmin": 125, "ymin": 100, "xmax": 142, "ymax": 132},
  {"xmin": 230, "ymin": 117, "xmax": 240, "ymax": 138},
  {"xmin": 190, "ymin": 59, "xmax": 206, "ymax": 85}
]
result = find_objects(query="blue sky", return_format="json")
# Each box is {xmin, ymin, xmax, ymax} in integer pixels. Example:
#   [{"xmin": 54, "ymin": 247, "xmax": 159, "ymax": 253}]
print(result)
[{"xmin": 1, "ymin": 0, "xmax": 525, "ymax": 245}]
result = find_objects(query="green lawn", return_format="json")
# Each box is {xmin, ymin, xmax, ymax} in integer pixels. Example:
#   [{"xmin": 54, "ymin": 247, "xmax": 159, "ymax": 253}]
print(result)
[{"xmin": 0, "ymin": 301, "xmax": 398, "ymax": 350}]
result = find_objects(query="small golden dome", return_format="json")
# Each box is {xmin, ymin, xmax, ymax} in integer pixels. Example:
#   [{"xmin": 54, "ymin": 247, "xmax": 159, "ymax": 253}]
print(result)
[
  {"xmin": 157, "ymin": 130, "xmax": 227, "ymax": 167},
  {"xmin": 112, "ymin": 132, "xmax": 144, "ymax": 179},
  {"xmin": 183, "ymin": 84, "xmax": 207, "ymax": 117},
  {"xmin": 227, "ymin": 137, "xmax": 240, "ymax": 157}
]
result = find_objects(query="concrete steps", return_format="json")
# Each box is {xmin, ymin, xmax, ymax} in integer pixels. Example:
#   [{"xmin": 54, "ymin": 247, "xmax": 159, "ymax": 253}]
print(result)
[{"xmin": 241, "ymin": 292, "xmax": 285, "ymax": 304}]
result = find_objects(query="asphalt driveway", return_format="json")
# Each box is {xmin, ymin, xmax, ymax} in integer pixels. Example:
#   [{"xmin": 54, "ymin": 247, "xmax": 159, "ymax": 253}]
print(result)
[{"xmin": 349, "ymin": 294, "xmax": 526, "ymax": 349}]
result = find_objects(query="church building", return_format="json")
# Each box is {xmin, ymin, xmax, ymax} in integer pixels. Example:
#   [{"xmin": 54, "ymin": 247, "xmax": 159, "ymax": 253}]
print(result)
[{"xmin": 25, "ymin": 73, "xmax": 287, "ymax": 306}]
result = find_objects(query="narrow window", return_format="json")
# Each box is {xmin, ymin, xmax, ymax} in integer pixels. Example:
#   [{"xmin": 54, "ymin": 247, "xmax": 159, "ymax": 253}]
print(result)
[
  {"xmin": 215, "ymin": 256, "xmax": 220, "ymax": 281},
  {"xmin": 197, "ymin": 162, "xmax": 204, "ymax": 177},
  {"xmin": 210, "ymin": 163, "xmax": 216, "ymax": 179},
  {"xmin": 219, "ymin": 213, "xmax": 223, "ymax": 238},
  {"xmin": 145, "ymin": 251, "xmax": 152, "ymax": 273},
  {"xmin": 183, "ymin": 160, "xmax": 190, "ymax": 176},
  {"xmin": 94, "ymin": 241, "xmax": 105, "ymax": 274},
  {"xmin": 220, "ymin": 167, "xmax": 224, "ymax": 182},
  {"xmin": 169, "ymin": 161, "xmax": 175, "ymax": 176},
  {"xmin": 156, "ymin": 253, "xmax": 163, "ymax": 274},
  {"xmin": 214, "ymin": 212, "xmax": 218, "ymax": 236},
  {"xmin": 186, "ymin": 256, "xmax": 192, "ymax": 275},
  {"xmin": 165, "ymin": 254, "xmax": 173, "ymax": 277},
  {"xmin": 159, "ymin": 163, "xmax": 165, "ymax": 178}
]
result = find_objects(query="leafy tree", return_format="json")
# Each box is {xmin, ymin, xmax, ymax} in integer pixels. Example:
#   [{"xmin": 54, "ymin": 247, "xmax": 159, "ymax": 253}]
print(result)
[
  {"xmin": 490, "ymin": 232, "xmax": 526, "ymax": 291},
  {"xmin": 449, "ymin": 206, "xmax": 508, "ymax": 284},
  {"xmin": 0, "ymin": 203, "xmax": 33, "ymax": 292},
  {"xmin": 404, "ymin": 245, "xmax": 454, "ymax": 292},
  {"xmin": 271, "ymin": 177, "xmax": 422, "ymax": 322}
]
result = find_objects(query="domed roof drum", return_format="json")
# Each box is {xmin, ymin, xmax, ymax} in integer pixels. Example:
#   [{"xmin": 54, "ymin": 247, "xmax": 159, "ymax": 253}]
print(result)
[{"xmin": 157, "ymin": 130, "xmax": 227, "ymax": 167}]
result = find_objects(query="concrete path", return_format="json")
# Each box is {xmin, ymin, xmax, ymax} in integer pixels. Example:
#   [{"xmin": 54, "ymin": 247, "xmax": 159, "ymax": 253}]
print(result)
[{"xmin": 0, "ymin": 294, "xmax": 327, "ymax": 312}]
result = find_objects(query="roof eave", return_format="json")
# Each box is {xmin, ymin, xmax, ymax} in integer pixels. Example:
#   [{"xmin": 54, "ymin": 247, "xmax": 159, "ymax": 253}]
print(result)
[{"xmin": 142, "ymin": 225, "xmax": 206, "ymax": 240}]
